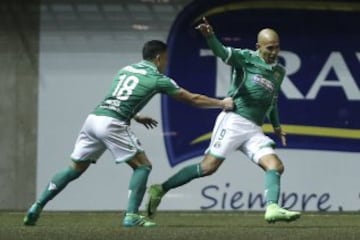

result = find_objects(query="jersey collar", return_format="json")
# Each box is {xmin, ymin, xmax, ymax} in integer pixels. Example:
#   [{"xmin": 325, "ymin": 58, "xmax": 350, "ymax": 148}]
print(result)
[{"xmin": 140, "ymin": 60, "xmax": 159, "ymax": 73}]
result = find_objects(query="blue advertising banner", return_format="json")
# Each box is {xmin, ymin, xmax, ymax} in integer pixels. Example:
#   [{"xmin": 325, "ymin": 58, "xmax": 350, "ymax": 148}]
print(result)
[{"xmin": 162, "ymin": 0, "xmax": 360, "ymax": 167}]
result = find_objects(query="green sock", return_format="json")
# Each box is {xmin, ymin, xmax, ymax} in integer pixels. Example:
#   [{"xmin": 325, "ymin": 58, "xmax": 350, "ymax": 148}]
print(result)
[
  {"xmin": 37, "ymin": 166, "xmax": 82, "ymax": 207},
  {"xmin": 162, "ymin": 163, "xmax": 202, "ymax": 192},
  {"xmin": 127, "ymin": 165, "xmax": 151, "ymax": 213},
  {"xmin": 265, "ymin": 169, "xmax": 280, "ymax": 205}
]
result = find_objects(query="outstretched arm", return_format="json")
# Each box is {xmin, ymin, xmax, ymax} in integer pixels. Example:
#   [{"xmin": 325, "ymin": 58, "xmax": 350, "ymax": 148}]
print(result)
[{"xmin": 172, "ymin": 88, "xmax": 234, "ymax": 110}]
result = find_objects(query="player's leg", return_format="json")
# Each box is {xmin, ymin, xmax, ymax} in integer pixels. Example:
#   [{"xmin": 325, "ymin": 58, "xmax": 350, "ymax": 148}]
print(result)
[
  {"xmin": 122, "ymin": 152, "xmax": 155, "ymax": 227},
  {"xmin": 126, "ymin": 154, "xmax": 152, "ymax": 215},
  {"xmin": 259, "ymin": 153, "xmax": 300, "ymax": 222},
  {"xmin": 38, "ymin": 161, "xmax": 90, "ymax": 206},
  {"xmin": 242, "ymin": 131, "xmax": 301, "ymax": 223},
  {"xmin": 146, "ymin": 154, "xmax": 223, "ymax": 219},
  {"xmin": 23, "ymin": 161, "xmax": 90, "ymax": 226},
  {"xmin": 146, "ymin": 111, "xmax": 238, "ymax": 219},
  {"xmin": 239, "ymin": 119, "xmax": 301, "ymax": 223},
  {"xmin": 24, "ymin": 114, "xmax": 105, "ymax": 226},
  {"xmin": 103, "ymin": 119, "xmax": 155, "ymax": 227},
  {"xmin": 164, "ymin": 153, "xmax": 223, "ymax": 191},
  {"xmin": 258, "ymin": 153, "xmax": 284, "ymax": 205}
]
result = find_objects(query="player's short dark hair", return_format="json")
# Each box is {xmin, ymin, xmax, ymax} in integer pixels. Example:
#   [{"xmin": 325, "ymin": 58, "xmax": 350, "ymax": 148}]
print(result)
[{"xmin": 142, "ymin": 40, "xmax": 167, "ymax": 61}]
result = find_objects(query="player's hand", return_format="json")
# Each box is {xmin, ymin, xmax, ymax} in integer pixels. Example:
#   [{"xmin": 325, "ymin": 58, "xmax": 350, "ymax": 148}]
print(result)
[
  {"xmin": 134, "ymin": 114, "xmax": 158, "ymax": 129},
  {"xmin": 274, "ymin": 127, "xmax": 287, "ymax": 146},
  {"xmin": 221, "ymin": 97, "xmax": 234, "ymax": 111},
  {"xmin": 195, "ymin": 17, "xmax": 214, "ymax": 37}
]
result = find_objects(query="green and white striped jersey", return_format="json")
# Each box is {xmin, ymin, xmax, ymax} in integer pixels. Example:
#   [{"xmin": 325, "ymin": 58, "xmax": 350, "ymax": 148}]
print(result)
[
  {"xmin": 92, "ymin": 60, "xmax": 180, "ymax": 122},
  {"xmin": 207, "ymin": 35, "xmax": 285, "ymax": 127}
]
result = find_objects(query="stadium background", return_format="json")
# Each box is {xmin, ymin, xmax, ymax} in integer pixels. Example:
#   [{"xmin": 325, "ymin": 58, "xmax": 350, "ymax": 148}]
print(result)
[{"xmin": 1, "ymin": 0, "xmax": 359, "ymax": 212}]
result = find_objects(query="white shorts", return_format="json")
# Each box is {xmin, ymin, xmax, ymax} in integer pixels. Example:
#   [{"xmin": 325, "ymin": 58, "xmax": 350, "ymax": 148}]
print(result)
[
  {"xmin": 70, "ymin": 114, "xmax": 143, "ymax": 164},
  {"xmin": 205, "ymin": 111, "xmax": 276, "ymax": 163}
]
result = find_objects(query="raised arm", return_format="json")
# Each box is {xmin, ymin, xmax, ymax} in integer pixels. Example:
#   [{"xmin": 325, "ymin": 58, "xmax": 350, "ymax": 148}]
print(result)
[{"xmin": 195, "ymin": 17, "xmax": 232, "ymax": 64}]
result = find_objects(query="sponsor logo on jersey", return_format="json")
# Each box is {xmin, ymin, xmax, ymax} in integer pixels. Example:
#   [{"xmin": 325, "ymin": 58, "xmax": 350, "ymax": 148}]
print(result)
[
  {"xmin": 252, "ymin": 75, "xmax": 274, "ymax": 92},
  {"xmin": 162, "ymin": 0, "xmax": 360, "ymax": 167}
]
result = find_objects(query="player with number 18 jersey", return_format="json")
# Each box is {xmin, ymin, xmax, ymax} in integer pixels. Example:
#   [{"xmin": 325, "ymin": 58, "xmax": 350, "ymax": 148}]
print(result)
[{"xmin": 93, "ymin": 60, "xmax": 180, "ymax": 123}]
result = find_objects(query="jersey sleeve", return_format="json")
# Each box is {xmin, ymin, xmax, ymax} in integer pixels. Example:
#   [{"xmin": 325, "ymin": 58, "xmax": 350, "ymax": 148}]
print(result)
[
  {"xmin": 157, "ymin": 76, "xmax": 181, "ymax": 95},
  {"xmin": 206, "ymin": 35, "xmax": 248, "ymax": 66},
  {"xmin": 267, "ymin": 100, "xmax": 281, "ymax": 128},
  {"xmin": 267, "ymin": 66, "xmax": 286, "ymax": 128}
]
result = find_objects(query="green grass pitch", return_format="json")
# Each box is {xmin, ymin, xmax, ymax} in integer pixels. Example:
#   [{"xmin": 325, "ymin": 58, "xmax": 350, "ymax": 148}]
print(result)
[{"xmin": 1, "ymin": 211, "xmax": 359, "ymax": 240}]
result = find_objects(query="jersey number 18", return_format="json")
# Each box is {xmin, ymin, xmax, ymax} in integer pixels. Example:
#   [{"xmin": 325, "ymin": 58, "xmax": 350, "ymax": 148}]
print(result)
[{"xmin": 113, "ymin": 74, "xmax": 139, "ymax": 100}]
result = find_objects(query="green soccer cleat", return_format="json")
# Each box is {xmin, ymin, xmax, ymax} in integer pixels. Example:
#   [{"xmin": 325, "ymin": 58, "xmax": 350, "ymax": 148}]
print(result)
[
  {"xmin": 23, "ymin": 203, "xmax": 42, "ymax": 226},
  {"xmin": 146, "ymin": 184, "xmax": 165, "ymax": 219},
  {"xmin": 265, "ymin": 203, "xmax": 301, "ymax": 223},
  {"xmin": 122, "ymin": 213, "xmax": 156, "ymax": 227}
]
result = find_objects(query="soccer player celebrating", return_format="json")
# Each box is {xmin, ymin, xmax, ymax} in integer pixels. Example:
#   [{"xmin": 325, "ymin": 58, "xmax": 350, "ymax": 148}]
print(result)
[
  {"xmin": 23, "ymin": 40, "xmax": 234, "ymax": 227},
  {"xmin": 146, "ymin": 17, "xmax": 301, "ymax": 223}
]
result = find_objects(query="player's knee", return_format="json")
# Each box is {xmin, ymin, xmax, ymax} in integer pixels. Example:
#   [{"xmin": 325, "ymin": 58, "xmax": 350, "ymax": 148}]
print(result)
[
  {"xmin": 200, "ymin": 155, "xmax": 223, "ymax": 176},
  {"xmin": 268, "ymin": 160, "xmax": 284, "ymax": 174},
  {"xmin": 277, "ymin": 163, "xmax": 284, "ymax": 174},
  {"xmin": 135, "ymin": 164, "xmax": 152, "ymax": 172},
  {"xmin": 201, "ymin": 163, "xmax": 219, "ymax": 176},
  {"xmin": 259, "ymin": 154, "xmax": 284, "ymax": 174},
  {"xmin": 143, "ymin": 164, "xmax": 152, "ymax": 171},
  {"xmin": 71, "ymin": 161, "xmax": 90, "ymax": 173},
  {"xmin": 201, "ymin": 168, "xmax": 216, "ymax": 176}
]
